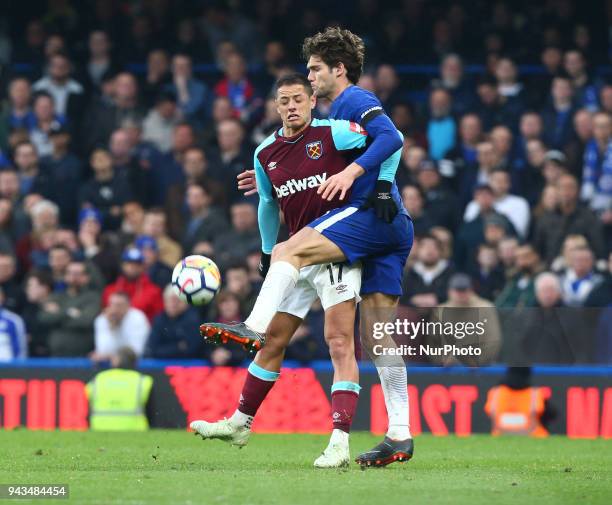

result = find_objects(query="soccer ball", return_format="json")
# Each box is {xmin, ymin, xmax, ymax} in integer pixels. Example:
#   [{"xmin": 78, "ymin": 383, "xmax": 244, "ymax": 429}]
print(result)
[{"xmin": 171, "ymin": 255, "xmax": 221, "ymax": 306}]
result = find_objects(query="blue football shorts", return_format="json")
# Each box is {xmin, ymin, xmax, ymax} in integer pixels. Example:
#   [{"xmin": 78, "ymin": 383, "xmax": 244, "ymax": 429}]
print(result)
[{"xmin": 308, "ymin": 205, "xmax": 414, "ymax": 296}]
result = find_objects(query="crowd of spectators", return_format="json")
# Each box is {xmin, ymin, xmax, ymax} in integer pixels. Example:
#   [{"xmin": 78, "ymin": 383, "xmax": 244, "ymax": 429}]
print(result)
[{"xmin": 0, "ymin": 0, "xmax": 610, "ymax": 365}]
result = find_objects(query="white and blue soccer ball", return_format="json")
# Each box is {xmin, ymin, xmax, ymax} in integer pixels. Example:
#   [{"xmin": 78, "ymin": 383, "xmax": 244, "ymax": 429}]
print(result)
[{"xmin": 171, "ymin": 255, "xmax": 221, "ymax": 306}]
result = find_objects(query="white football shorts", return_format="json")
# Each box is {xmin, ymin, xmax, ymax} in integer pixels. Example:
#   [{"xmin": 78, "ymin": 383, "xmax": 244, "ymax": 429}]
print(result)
[{"xmin": 277, "ymin": 261, "xmax": 361, "ymax": 319}]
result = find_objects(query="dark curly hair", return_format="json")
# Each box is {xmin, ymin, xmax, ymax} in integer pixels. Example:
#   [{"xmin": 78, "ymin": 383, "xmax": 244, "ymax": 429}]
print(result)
[{"xmin": 302, "ymin": 27, "xmax": 365, "ymax": 84}]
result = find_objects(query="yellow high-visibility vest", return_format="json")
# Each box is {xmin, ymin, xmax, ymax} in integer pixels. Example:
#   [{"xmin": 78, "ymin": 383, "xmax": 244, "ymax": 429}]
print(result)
[{"xmin": 86, "ymin": 369, "xmax": 153, "ymax": 431}]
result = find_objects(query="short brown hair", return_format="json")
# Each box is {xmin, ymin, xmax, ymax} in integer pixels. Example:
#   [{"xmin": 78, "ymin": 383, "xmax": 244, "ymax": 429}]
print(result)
[
  {"xmin": 275, "ymin": 73, "xmax": 313, "ymax": 96},
  {"xmin": 302, "ymin": 27, "xmax": 365, "ymax": 84}
]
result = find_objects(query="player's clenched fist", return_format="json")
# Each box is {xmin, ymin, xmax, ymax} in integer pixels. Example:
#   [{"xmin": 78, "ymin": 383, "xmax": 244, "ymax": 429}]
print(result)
[{"xmin": 361, "ymin": 180, "xmax": 399, "ymax": 223}]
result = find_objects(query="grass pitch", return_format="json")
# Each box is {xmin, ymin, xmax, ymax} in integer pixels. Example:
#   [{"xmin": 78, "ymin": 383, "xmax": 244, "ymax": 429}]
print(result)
[{"xmin": 0, "ymin": 431, "xmax": 610, "ymax": 505}]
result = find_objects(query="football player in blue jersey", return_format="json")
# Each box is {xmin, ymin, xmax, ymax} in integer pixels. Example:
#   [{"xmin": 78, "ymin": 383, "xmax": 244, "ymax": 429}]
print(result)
[
  {"xmin": 193, "ymin": 74, "xmax": 386, "ymax": 468},
  {"xmin": 201, "ymin": 28, "xmax": 414, "ymax": 467}
]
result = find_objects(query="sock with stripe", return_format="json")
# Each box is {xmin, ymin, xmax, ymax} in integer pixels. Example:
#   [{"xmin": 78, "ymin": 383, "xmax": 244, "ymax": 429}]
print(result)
[
  {"xmin": 245, "ymin": 261, "xmax": 299, "ymax": 333},
  {"xmin": 331, "ymin": 381, "xmax": 361, "ymax": 434},
  {"xmin": 230, "ymin": 362, "xmax": 280, "ymax": 428}
]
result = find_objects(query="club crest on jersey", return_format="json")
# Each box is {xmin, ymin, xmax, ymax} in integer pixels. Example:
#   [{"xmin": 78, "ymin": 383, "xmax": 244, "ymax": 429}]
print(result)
[{"xmin": 306, "ymin": 140, "xmax": 323, "ymax": 160}]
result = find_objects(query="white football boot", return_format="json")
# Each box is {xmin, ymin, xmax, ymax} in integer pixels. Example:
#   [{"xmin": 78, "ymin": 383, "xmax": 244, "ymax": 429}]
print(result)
[
  {"xmin": 190, "ymin": 419, "xmax": 251, "ymax": 447},
  {"xmin": 314, "ymin": 429, "xmax": 350, "ymax": 468}
]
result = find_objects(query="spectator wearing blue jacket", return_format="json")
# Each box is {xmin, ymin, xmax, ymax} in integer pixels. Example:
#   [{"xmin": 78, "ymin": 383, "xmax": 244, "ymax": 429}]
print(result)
[
  {"xmin": 581, "ymin": 111, "xmax": 612, "ymax": 213},
  {"xmin": 427, "ymin": 87, "xmax": 456, "ymax": 161},
  {"xmin": 168, "ymin": 54, "xmax": 211, "ymax": 122},
  {"xmin": 564, "ymin": 49, "xmax": 600, "ymax": 112},
  {"xmin": 541, "ymin": 73, "xmax": 577, "ymax": 150},
  {"xmin": 4, "ymin": 77, "xmax": 36, "ymax": 132},
  {"xmin": 146, "ymin": 285, "xmax": 204, "ymax": 359},
  {"xmin": 28, "ymin": 91, "xmax": 67, "ymax": 158},
  {"xmin": 432, "ymin": 54, "xmax": 477, "ymax": 117},
  {"xmin": 0, "ymin": 286, "xmax": 27, "ymax": 360}
]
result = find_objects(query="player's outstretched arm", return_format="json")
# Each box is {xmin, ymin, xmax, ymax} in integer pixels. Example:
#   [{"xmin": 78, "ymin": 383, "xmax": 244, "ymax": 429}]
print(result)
[
  {"xmin": 361, "ymin": 138, "xmax": 403, "ymax": 222},
  {"xmin": 354, "ymin": 113, "xmax": 403, "ymax": 176},
  {"xmin": 316, "ymin": 118, "xmax": 402, "ymax": 212},
  {"xmin": 316, "ymin": 118, "xmax": 369, "ymax": 201},
  {"xmin": 342, "ymin": 90, "xmax": 404, "ymax": 222},
  {"xmin": 357, "ymin": 114, "xmax": 404, "ymax": 223},
  {"xmin": 254, "ymin": 155, "xmax": 280, "ymax": 277}
]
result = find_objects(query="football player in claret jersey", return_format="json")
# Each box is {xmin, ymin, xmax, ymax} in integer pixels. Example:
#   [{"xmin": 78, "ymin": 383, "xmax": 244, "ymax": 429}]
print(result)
[
  {"xmin": 191, "ymin": 74, "xmax": 397, "ymax": 468},
  {"xmin": 200, "ymin": 29, "xmax": 415, "ymax": 467},
  {"xmin": 192, "ymin": 73, "xmax": 388, "ymax": 467}
]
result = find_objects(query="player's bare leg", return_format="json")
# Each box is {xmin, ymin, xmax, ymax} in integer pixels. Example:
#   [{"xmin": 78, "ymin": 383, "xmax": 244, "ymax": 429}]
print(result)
[
  {"xmin": 200, "ymin": 227, "xmax": 345, "ymax": 348},
  {"xmin": 191, "ymin": 313, "xmax": 300, "ymax": 446},
  {"xmin": 252, "ymin": 312, "xmax": 301, "ymax": 372},
  {"xmin": 325, "ymin": 300, "xmax": 359, "ymax": 385},
  {"xmin": 195, "ymin": 301, "xmax": 362, "ymax": 468},
  {"xmin": 245, "ymin": 228, "xmax": 345, "ymax": 336},
  {"xmin": 271, "ymin": 226, "xmax": 347, "ymax": 268},
  {"xmin": 355, "ymin": 292, "xmax": 413, "ymax": 467},
  {"xmin": 315, "ymin": 299, "xmax": 360, "ymax": 468}
]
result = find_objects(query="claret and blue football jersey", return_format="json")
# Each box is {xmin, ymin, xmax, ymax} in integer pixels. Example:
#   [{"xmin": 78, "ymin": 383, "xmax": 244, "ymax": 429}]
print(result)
[
  {"xmin": 254, "ymin": 118, "xmax": 369, "ymax": 243},
  {"xmin": 254, "ymin": 86, "xmax": 413, "ymax": 296}
]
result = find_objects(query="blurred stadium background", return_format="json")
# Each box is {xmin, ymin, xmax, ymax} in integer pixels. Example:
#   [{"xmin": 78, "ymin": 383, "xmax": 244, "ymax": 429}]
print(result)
[{"xmin": 0, "ymin": 0, "xmax": 610, "ymax": 438}]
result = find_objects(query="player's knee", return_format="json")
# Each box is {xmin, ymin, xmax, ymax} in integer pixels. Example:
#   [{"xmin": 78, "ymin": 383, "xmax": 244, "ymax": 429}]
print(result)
[
  {"xmin": 285, "ymin": 229, "xmax": 317, "ymax": 257},
  {"xmin": 271, "ymin": 240, "xmax": 309, "ymax": 269},
  {"xmin": 271, "ymin": 240, "xmax": 300, "ymax": 260},
  {"xmin": 271, "ymin": 242, "xmax": 287, "ymax": 262},
  {"xmin": 326, "ymin": 331, "xmax": 353, "ymax": 362}
]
